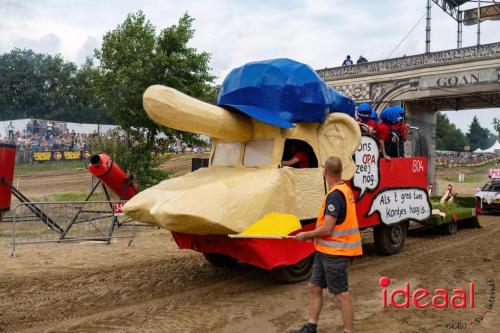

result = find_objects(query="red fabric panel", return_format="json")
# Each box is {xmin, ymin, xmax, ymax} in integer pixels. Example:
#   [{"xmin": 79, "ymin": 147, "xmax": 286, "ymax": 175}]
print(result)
[{"xmin": 172, "ymin": 223, "xmax": 315, "ymax": 270}]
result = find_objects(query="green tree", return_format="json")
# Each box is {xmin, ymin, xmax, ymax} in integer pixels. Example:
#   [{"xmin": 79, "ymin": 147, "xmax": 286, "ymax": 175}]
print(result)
[
  {"xmin": 436, "ymin": 113, "xmax": 467, "ymax": 151},
  {"xmin": 494, "ymin": 118, "xmax": 500, "ymax": 138},
  {"xmin": 0, "ymin": 49, "xmax": 109, "ymax": 123},
  {"xmin": 0, "ymin": 49, "xmax": 70, "ymax": 120},
  {"xmin": 486, "ymin": 129, "xmax": 497, "ymax": 148},
  {"xmin": 94, "ymin": 11, "xmax": 215, "ymax": 187},
  {"xmin": 62, "ymin": 58, "xmax": 111, "ymax": 124},
  {"xmin": 466, "ymin": 116, "xmax": 490, "ymax": 151}
]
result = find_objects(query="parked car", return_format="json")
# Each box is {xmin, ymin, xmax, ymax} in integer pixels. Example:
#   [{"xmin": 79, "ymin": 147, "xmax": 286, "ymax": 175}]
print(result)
[{"xmin": 475, "ymin": 179, "xmax": 500, "ymax": 213}]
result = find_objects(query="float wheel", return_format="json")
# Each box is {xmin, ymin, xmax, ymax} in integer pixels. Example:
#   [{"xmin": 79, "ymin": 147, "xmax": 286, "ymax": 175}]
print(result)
[
  {"xmin": 441, "ymin": 221, "xmax": 458, "ymax": 235},
  {"xmin": 203, "ymin": 253, "xmax": 238, "ymax": 268},
  {"xmin": 271, "ymin": 253, "xmax": 315, "ymax": 283},
  {"xmin": 374, "ymin": 222, "xmax": 407, "ymax": 255}
]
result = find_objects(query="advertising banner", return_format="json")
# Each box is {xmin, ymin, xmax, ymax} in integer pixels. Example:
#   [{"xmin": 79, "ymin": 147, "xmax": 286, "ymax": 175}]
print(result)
[
  {"xmin": 463, "ymin": 4, "xmax": 500, "ymax": 26},
  {"xmin": 32, "ymin": 150, "xmax": 91, "ymax": 162}
]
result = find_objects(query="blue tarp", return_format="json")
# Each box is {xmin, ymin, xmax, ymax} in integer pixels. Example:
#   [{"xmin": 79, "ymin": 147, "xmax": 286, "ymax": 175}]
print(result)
[{"xmin": 217, "ymin": 58, "xmax": 355, "ymax": 128}]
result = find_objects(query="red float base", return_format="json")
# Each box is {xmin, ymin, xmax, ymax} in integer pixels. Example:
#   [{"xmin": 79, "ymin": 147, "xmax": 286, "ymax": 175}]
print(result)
[{"xmin": 172, "ymin": 223, "xmax": 315, "ymax": 270}]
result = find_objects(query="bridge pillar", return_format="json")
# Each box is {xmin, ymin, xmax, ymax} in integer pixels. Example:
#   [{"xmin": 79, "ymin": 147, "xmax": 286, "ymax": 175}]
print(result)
[{"xmin": 404, "ymin": 101, "xmax": 436, "ymax": 186}]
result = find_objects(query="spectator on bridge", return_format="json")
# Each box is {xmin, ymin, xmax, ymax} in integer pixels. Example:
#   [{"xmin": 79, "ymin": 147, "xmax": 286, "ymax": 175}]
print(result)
[
  {"xmin": 342, "ymin": 55, "xmax": 353, "ymax": 66},
  {"xmin": 356, "ymin": 103, "xmax": 377, "ymax": 135},
  {"xmin": 357, "ymin": 55, "xmax": 368, "ymax": 64}
]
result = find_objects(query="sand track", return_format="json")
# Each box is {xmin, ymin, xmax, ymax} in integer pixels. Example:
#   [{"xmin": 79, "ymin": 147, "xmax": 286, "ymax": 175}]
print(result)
[
  {"xmin": 1, "ymin": 216, "xmax": 499, "ymax": 333},
  {"xmin": 1, "ymin": 160, "xmax": 498, "ymax": 332}
]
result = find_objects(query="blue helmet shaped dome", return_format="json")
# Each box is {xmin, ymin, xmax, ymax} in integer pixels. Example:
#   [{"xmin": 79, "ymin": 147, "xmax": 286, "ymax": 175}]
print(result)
[
  {"xmin": 357, "ymin": 103, "xmax": 372, "ymax": 119},
  {"xmin": 380, "ymin": 106, "xmax": 404, "ymax": 124},
  {"xmin": 217, "ymin": 58, "xmax": 354, "ymax": 128}
]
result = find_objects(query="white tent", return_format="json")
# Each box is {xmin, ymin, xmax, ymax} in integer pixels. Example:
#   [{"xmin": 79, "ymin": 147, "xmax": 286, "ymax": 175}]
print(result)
[
  {"xmin": 474, "ymin": 148, "xmax": 484, "ymax": 153},
  {"xmin": 481, "ymin": 140, "xmax": 500, "ymax": 153}
]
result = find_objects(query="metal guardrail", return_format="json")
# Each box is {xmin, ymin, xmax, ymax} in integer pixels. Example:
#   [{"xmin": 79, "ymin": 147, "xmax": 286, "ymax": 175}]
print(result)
[{"xmin": 5, "ymin": 201, "xmax": 137, "ymax": 257}]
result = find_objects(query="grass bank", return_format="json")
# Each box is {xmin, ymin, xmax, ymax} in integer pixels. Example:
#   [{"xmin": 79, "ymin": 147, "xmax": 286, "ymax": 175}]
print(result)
[{"xmin": 14, "ymin": 160, "xmax": 88, "ymax": 176}]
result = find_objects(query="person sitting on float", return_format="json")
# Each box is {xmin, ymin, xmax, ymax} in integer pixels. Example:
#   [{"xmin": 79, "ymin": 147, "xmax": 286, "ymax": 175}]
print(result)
[
  {"xmin": 376, "ymin": 106, "xmax": 407, "ymax": 159},
  {"xmin": 281, "ymin": 141, "xmax": 310, "ymax": 168},
  {"xmin": 356, "ymin": 103, "xmax": 377, "ymax": 135}
]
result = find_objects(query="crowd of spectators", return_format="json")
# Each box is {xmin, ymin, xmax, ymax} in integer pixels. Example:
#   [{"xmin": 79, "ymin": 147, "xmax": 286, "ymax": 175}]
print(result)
[
  {"xmin": 435, "ymin": 151, "xmax": 498, "ymax": 166},
  {"xmin": 1, "ymin": 120, "xmax": 97, "ymax": 151},
  {"xmin": 1, "ymin": 120, "xmax": 210, "ymax": 155}
]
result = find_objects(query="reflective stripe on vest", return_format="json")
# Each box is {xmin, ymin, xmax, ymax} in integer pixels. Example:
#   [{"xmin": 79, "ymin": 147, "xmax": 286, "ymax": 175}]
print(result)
[
  {"xmin": 316, "ymin": 239, "xmax": 362, "ymax": 249},
  {"xmin": 314, "ymin": 183, "xmax": 363, "ymax": 256},
  {"xmin": 331, "ymin": 227, "xmax": 360, "ymax": 237}
]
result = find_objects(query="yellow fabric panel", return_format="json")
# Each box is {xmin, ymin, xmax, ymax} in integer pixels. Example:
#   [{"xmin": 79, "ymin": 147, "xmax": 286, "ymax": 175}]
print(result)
[
  {"xmin": 317, "ymin": 113, "xmax": 361, "ymax": 180},
  {"xmin": 124, "ymin": 167, "xmax": 291, "ymax": 235},
  {"xmin": 251, "ymin": 120, "xmax": 280, "ymax": 139},
  {"xmin": 282, "ymin": 123, "xmax": 321, "ymax": 164},
  {"xmin": 143, "ymin": 85, "xmax": 253, "ymax": 142},
  {"xmin": 285, "ymin": 168, "xmax": 325, "ymax": 220},
  {"xmin": 236, "ymin": 212, "xmax": 301, "ymax": 237}
]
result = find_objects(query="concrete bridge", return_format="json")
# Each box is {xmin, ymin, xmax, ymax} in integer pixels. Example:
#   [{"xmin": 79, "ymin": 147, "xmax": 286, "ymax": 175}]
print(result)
[{"xmin": 317, "ymin": 42, "xmax": 500, "ymax": 184}]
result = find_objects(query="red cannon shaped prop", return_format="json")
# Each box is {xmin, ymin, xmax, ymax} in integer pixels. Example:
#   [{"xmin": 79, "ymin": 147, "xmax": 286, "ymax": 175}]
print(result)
[{"xmin": 88, "ymin": 153, "xmax": 138, "ymax": 200}]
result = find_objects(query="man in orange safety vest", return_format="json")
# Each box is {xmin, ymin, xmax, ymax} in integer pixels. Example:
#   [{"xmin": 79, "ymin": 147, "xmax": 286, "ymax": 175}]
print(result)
[{"xmin": 291, "ymin": 156, "xmax": 362, "ymax": 333}]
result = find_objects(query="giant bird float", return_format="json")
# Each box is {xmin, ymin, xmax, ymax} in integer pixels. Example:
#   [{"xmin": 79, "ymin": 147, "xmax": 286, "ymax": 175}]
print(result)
[{"xmin": 123, "ymin": 58, "xmax": 478, "ymax": 282}]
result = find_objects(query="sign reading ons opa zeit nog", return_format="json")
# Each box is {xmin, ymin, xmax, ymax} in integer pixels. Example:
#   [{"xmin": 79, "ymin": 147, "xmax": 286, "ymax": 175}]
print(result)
[{"xmin": 353, "ymin": 135, "xmax": 379, "ymax": 199}]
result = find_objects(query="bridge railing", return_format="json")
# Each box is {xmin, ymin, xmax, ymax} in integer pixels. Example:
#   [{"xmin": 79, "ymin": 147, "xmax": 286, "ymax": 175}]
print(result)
[{"xmin": 317, "ymin": 42, "xmax": 500, "ymax": 81}]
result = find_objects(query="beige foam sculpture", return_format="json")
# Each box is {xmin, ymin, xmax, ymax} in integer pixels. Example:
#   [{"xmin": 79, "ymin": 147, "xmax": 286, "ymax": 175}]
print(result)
[{"xmin": 123, "ymin": 86, "xmax": 361, "ymax": 235}]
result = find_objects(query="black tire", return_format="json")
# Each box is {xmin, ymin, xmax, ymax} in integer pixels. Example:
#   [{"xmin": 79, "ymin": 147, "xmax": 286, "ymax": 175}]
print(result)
[
  {"xmin": 373, "ymin": 222, "xmax": 407, "ymax": 255},
  {"xmin": 271, "ymin": 253, "xmax": 315, "ymax": 284},
  {"xmin": 203, "ymin": 253, "xmax": 238, "ymax": 268},
  {"xmin": 462, "ymin": 216, "xmax": 481, "ymax": 229},
  {"xmin": 441, "ymin": 222, "xmax": 458, "ymax": 235}
]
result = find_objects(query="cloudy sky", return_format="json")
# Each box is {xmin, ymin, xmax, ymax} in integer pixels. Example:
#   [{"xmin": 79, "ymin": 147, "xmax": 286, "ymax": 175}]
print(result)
[{"xmin": 1, "ymin": 0, "xmax": 499, "ymax": 133}]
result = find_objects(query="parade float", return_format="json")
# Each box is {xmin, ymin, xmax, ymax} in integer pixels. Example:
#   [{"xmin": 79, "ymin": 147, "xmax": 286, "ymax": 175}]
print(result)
[{"xmin": 123, "ymin": 58, "xmax": 480, "ymax": 282}]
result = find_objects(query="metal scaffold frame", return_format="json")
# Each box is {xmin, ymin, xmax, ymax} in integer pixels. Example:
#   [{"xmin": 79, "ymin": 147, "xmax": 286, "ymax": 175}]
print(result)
[{"xmin": 427, "ymin": 0, "xmax": 499, "ymax": 51}]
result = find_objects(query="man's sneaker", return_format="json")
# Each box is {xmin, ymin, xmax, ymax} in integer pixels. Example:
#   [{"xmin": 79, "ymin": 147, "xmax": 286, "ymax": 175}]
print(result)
[{"xmin": 289, "ymin": 323, "xmax": 317, "ymax": 333}]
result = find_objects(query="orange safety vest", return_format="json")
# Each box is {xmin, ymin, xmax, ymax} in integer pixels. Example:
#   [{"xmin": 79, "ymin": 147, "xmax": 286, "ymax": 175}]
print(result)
[{"xmin": 314, "ymin": 183, "xmax": 363, "ymax": 256}]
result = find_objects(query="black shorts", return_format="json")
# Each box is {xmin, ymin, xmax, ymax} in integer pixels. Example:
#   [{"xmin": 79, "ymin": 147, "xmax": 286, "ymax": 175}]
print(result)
[{"xmin": 310, "ymin": 252, "xmax": 348, "ymax": 295}]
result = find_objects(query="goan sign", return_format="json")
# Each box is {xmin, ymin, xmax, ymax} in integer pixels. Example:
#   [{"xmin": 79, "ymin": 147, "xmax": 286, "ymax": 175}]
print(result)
[{"xmin": 419, "ymin": 68, "xmax": 498, "ymax": 90}]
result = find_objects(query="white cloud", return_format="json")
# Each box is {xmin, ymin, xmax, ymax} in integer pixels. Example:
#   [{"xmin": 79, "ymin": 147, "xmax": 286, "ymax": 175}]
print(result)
[
  {"xmin": 75, "ymin": 36, "xmax": 99, "ymax": 64},
  {"xmin": 442, "ymin": 109, "xmax": 500, "ymax": 134},
  {"xmin": 14, "ymin": 33, "xmax": 61, "ymax": 54}
]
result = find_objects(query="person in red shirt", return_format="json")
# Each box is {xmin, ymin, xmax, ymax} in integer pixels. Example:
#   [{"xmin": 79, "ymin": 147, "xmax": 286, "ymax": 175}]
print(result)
[
  {"xmin": 377, "ymin": 106, "xmax": 407, "ymax": 159},
  {"xmin": 376, "ymin": 120, "xmax": 392, "ymax": 160},
  {"xmin": 356, "ymin": 103, "xmax": 377, "ymax": 135},
  {"xmin": 282, "ymin": 142, "xmax": 310, "ymax": 168}
]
